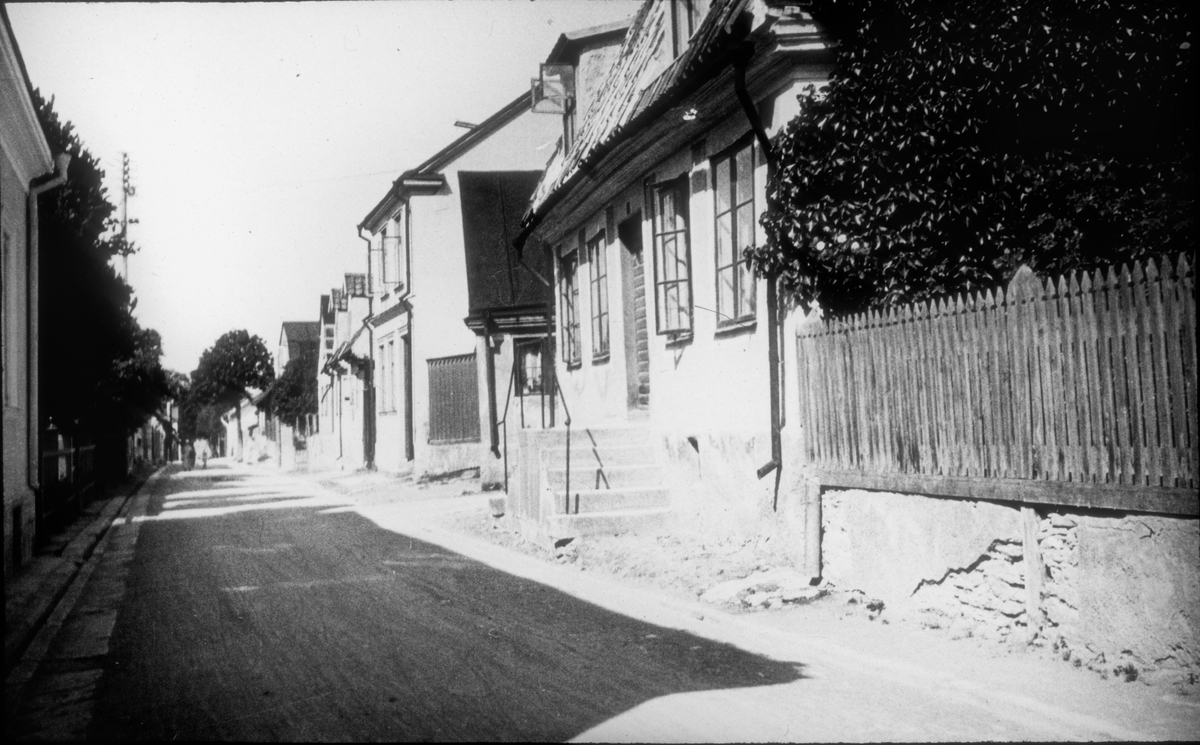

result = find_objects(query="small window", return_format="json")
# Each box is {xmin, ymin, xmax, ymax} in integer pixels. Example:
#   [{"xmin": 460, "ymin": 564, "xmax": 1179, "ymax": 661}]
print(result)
[
  {"xmin": 559, "ymin": 250, "xmax": 581, "ymax": 366},
  {"xmin": 516, "ymin": 339, "xmax": 545, "ymax": 395},
  {"xmin": 670, "ymin": 0, "xmax": 701, "ymax": 57},
  {"xmin": 651, "ymin": 178, "xmax": 693, "ymax": 334},
  {"xmin": 587, "ymin": 232, "xmax": 610, "ymax": 359},
  {"xmin": 713, "ymin": 140, "xmax": 757, "ymax": 325}
]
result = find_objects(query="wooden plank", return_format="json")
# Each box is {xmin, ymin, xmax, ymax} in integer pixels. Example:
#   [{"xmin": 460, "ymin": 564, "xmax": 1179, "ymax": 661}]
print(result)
[
  {"xmin": 1035, "ymin": 275, "xmax": 1062, "ymax": 480},
  {"xmin": 987, "ymin": 289, "xmax": 1010, "ymax": 478},
  {"xmin": 876, "ymin": 308, "xmax": 897, "ymax": 473},
  {"xmin": 1093, "ymin": 268, "xmax": 1119, "ymax": 484},
  {"xmin": 961, "ymin": 294, "xmax": 981, "ymax": 478},
  {"xmin": 817, "ymin": 469, "xmax": 1200, "ymax": 516},
  {"xmin": 1133, "ymin": 261, "xmax": 1161, "ymax": 487},
  {"xmin": 1068, "ymin": 271, "xmax": 1095, "ymax": 483},
  {"xmin": 930, "ymin": 297, "xmax": 951, "ymax": 475},
  {"xmin": 1114, "ymin": 265, "xmax": 1138, "ymax": 484},
  {"xmin": 1160, "ymin": 257, "xmax": 1189, "ymax": 486},
  {"xmin": 1057, "ymin": 275, "xmax": 1081, "ymax": 483},
  {"xmin": 979, "ymin": 290, "xmax": 1000, "ymax": 477},
  {"xmin": 1145, "ymin": 258, "xmax": 1176, "ymax": 487},
  {"xmin": 1046, "ymin": 276, "xmax": 1070, "ymax": 482},
  {"xmin": 1179, "ymin": 255, "xmax": 1198, "ymax": 486},
  {"xmin": 1009, "ymin": 267, "xmax": 1036, "ymax": 480}
]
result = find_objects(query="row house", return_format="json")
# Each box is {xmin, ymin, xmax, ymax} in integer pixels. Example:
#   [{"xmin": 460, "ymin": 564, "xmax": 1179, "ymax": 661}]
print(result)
[
  {"xmin": 509, "ymin": 0, "xmax": 832, "ymax": 542},
  {"xmin": 2, "ymin": 7, "xmax": 70, "ymax": 578},
  {"xmin": 310, "ymin": 274, "xmax": 371, "ymax": 470},
  {"xmin": 355, "ymin": 85, "xmax": 563, "ymax": 480}
]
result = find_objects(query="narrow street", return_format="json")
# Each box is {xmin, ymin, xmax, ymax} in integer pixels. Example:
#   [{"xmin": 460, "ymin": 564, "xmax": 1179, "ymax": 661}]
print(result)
[{"xmin": 6, "ymin": 462, "xmax": 1195, "ymax": 742}]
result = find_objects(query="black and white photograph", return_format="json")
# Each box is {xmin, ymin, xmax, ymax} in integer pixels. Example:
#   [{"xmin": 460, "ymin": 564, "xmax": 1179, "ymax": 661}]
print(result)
[{"xmin": 2, "ymin": 0, "xmax": 1195, "ymax": 740}]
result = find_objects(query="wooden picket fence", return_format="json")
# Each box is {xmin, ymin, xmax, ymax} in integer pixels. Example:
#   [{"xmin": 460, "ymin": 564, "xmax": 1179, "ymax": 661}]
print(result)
[{"xmin": 796, "ymin": 255, "xmax": 1197, "ymax": 516}]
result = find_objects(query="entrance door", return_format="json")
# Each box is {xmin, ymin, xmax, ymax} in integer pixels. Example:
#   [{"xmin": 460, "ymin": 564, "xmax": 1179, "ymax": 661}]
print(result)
[{"xmin": 619, "ymin": 214, "xmax": 650, "ymax": 410}]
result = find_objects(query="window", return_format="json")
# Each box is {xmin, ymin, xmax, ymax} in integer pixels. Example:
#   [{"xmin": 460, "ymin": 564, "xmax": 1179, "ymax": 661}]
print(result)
[
  {"xmin": 516, "ymin": 339, "xmax": 545, "ymax": 395},
  {"xmin": 382, "ymin": 217, "xmax": 405, "ymax": 292},
  {"xmin": 386, "ymin": 338, "xmax": 396, "ymax": 411},
  {"xmin": 651, "ymin": 178, "xmax": 693, "ymax": 334},
  {"xmin": 559, "ymin": 250, "xmax": 581, "ymax": 366},
  {"xmin": 670, "ymin": 0, "xmax": 702, "ymax": 57},
  {"xmin": 587, "ymin": 232, "xmax": 610, "ymax": 359},
  {"xmin": 714, "ymin": 140, "xmax": 757, "ymax": 325},
  {"xmin": 2, "ymin": 231, "xmax": 14, "ymax": 407}
]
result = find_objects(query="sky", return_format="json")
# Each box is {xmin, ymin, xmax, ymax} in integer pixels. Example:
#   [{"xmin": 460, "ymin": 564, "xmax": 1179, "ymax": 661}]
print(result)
[{"xmin": 7, "ymin": 0, "xmax": 641, "ymax": 374}]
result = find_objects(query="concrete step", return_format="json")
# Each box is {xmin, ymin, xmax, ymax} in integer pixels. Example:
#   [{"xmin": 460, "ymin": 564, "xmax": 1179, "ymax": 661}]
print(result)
[
  {"xmin": 546, "ymin": 463, "xmax": 662, "ymax": 490},
  {"xmin": 540, "ymin": 443, "xmax": 657, "ymax": 469},
  {"xmin": 552, "ymin": 487, "xmax": 670, "ymax": 515},
  {"xmin": 546, "ymin": 507, "xmax": 671, "ymax": 537},
  {"xmin": 537, "ymin": 426, "xmax": 658, "ymax": 449}
]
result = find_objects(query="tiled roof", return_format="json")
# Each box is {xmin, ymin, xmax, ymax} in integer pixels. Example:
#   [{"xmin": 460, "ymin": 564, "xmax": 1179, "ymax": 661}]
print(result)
[
  {"xmin": 281, "ymin": 321, "xmax": 320, "ymax": 344},
  {"xmin": 520, "ymin": 0, "xmax": 753, "ymax": 236}
]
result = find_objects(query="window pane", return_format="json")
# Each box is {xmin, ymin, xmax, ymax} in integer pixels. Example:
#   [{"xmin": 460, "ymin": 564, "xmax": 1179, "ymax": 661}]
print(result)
[
  {"xmin": 740, "ymin": 262, "xmax": 756, "ymax": 318},
  {"xmin": 718, "ymin": 266, "xmax": 734, "ymax": 319},
  {"xmin": 735, "ymin": 144, "xmax": 754, "ymax": 206},
  {"xmin": 716, "ymin": 213, "xmax": 733, "ymax": 267},
  {"xmin": 737, "ymin": 202, "xmax": 755, "ymax": 255},
  {"xmin": 661, "ymin": 234, "xmax": 677, "ymax": 282},
  {"xmin": 715, "ymin": 158, "xmax": 731, "ymax": 215}
]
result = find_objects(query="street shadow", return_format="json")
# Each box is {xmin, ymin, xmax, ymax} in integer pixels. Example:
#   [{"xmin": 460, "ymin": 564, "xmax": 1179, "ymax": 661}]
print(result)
[{"xmin": 88, "ymin": 482, "xmax": 807, "ymax": 742}]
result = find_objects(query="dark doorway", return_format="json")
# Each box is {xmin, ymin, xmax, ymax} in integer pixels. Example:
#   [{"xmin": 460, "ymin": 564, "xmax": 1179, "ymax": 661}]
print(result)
[{"xmin": 619, "ymin": 214, "xmax": 649, "ymax": 411}]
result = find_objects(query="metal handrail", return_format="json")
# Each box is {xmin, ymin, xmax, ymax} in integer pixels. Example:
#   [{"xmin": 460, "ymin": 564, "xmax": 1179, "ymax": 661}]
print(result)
[
  {"xmin": 554, "ymin": 374, "xmax": 572, "ymax": 514},
  {"xmin": 496, "ymin": 358, "xmax": 517, "ymax": 494}
]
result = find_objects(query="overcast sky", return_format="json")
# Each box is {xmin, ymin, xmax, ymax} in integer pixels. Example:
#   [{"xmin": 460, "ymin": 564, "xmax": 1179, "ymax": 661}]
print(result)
[{"xmin": 8, "ymin": 0, "xmax": 639, "ymax": 374}]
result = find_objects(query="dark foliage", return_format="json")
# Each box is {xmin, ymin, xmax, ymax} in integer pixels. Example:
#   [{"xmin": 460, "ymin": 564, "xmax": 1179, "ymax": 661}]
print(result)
[
  {"xmin": 749, "ymin": 0, "xmax": 1193, "ymax": 316},
  {"xmin": 260, "ymin": 348, "xmax": 318, "ymax": 427},
  {"xmin": 35, "ymin": 91, "xmax": 170, "ymax": 454},
  {"xmin": 190, "ymin": 330, "xmax": 274, "ymax": 409}
]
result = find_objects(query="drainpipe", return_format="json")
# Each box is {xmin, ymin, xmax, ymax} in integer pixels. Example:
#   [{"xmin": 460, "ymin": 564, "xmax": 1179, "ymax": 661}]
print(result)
[
  {"xmin": 27, "ymin": 153, "xmax": 72, "ymax": 491},
  {"xmin": 484, "ymin": 312, "xmax": 501, "ymax": 458},
  {"xmin": 358, "ymin": 227, "xmax": 377, "ymax": 470},
  {"xmin": 730, "ymin": 51, "xmax": 783, "ymax": 483}
]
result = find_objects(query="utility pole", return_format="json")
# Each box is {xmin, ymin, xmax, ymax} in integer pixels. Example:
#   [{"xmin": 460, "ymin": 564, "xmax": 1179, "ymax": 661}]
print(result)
[{"xmin": 119, "ymin": 152, "xmax": 139, "ymax": 281}]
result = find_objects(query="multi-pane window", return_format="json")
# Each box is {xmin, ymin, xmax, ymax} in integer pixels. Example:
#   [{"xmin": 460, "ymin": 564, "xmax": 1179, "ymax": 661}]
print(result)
[
  {"xmin": 559, "ymin": 250, "xmax": 581, "ymax": 365},
  {"xmin": 587, "ymin": 232, "xmax": 609, "ymax": 359},
  {"xmin": 2, "ymin": 231, "xmax": 13, "ymax": 406},
  {"xmin": 386, "ymin": 339, "xmax": 396, "ymax": 411},
  {"xmin": 652, "ymin": 178, "xmax": 693, "ymax": 334},
  {"xmin": 516, "ymin": 339, "xmax": 544, "ymax": 395},
  {"xmin": 714, "ymin": 140, "xmax": 757, "ymax": 325}
]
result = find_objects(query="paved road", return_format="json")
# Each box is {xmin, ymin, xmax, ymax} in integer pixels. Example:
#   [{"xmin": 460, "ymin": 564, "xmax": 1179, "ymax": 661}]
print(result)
[
  {"xmin": 8, "ymin": 462, "xmax": 1194, "ymax": 742},
  {"xmin": 9, "ymin": 464, "xmax": 804, "ymax": 741}
]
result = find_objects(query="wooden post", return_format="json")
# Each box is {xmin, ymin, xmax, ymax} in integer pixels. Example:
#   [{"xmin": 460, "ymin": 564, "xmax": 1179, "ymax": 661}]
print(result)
[{"xmin": 1022, "ymin": 505, "xmax": 1045, "ymax": 643}]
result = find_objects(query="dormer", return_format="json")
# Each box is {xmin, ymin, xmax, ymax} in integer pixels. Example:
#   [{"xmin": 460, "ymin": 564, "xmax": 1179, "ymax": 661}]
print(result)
[{"xmin": 531, "ymin": 18, "xmax": 631, "ymax": 155}]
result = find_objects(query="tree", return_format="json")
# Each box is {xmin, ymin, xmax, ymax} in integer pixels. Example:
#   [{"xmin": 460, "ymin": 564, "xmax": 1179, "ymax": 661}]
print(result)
[
  {"xmin": 34, "ymin": 91, "xmax": 174, "ymax": 478},
  {"xmin": 749, "ymin": 0, "xmax": 1193, "ymax": 316},
  {"xmin": 190, "ymin": 330, "xmax": 274, "ymax": 457},
  {"xmin": 260, "ymin": 348, "xmax": 318, "ymax": 430}
]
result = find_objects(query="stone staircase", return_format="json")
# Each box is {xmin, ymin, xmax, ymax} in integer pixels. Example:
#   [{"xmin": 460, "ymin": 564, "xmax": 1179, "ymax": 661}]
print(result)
[{"xmin": 538, "ymin": 426, "xmax": 670, "ymax": 537}]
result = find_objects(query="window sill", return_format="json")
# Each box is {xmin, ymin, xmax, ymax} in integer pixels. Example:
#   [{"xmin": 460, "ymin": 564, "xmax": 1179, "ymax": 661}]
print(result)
[
  {"xmin": 664, "ymin": 331, "xmax": 693, "ymax": 348},
  {"xmin": 592, "ymin": 353, "xmax": 610, "ymax": 366},
  {"xmin": 566, "ymin": 361, "xmax": 582, "ymax": 371},
  {"xmin": 715, "ymin": 319, "xmax": 757, "ymax": 338}
]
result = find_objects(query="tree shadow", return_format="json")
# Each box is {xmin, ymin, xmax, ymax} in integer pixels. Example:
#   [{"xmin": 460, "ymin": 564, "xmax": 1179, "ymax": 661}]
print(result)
[{"xmin": 87, "ymin": 488, "xmax": 807, "ymax": 742}]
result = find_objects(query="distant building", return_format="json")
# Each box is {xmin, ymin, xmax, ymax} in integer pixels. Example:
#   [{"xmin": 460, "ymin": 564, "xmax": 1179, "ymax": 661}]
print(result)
[
  {"xmin": 310, "ymin": 276, "xmax": 371, "ymax": 471},
  {"xmin": 357, "ymin": 85, "xmax": 563, "ymax": 480},
  {"xmin": 2, "ymin": 7, "xmax": 69, "ymax": 577}
]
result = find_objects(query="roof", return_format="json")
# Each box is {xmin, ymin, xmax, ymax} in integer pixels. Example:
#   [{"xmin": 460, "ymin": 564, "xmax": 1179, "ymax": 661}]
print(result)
[
  {"xmin": 359, "ymin": 90, "xmax": 534, "ymax": 232},
  {"xmin": 1, "ymin": 5, "xmax": 54, "ymax": 182},
  {"xmin": 544, "ymin": 17, "xmax": 633, "ymax": 65},
  {"xmin": 458, "ymin": 171, "xmax": 553, "ymax": 318},
  {"xmin": 281, "ymin": 321, "xmax": 320, "ymax": 344},
  {"xmin": 517, "ymin": 0, "xmax": 758, "ymax": 245}
]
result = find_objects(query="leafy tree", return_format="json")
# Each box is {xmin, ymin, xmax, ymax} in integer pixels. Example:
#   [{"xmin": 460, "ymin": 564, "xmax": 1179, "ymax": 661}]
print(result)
[
  {"xmin": 190, "ymin": 330, "xmax": 274, "ymax": 456},
  {"xmin": 750, "ymin": 0, "xmax": 1193, "ymax": 316},
  {"xmin": 34, "ymin": 91, "xmax": 173, "ymax": 477},
  {"xmin": 261, "ymin": 348, "xmax": 318, "ymax": 429}
]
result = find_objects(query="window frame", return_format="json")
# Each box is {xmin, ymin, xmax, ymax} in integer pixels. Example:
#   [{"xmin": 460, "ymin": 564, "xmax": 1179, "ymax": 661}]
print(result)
[
  {"xmin": 559, "ymin": 248, "xmax": 581, "ymax": 367},
  {"xmin": 712, "ymin": 137, "xmax": 758, "ymax": 328},
  {"xmin": 649, "ymin": 175, "xmax": 694, "ymax": 336},
  {"xmin": 587, "ymin": 230, "xmax": 610, "ymax": 361}
]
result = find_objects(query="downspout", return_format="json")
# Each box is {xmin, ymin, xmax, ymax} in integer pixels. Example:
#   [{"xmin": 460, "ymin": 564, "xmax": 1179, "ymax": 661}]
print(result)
[
  {"xmin": 358, "ymin": 227, "xmax": 377, "ymax": 470},
  {"xmin": 484, "ymin": 312, "xmax": 501, "ymax": 458},
  {"xmin": 730, "ymin": 50, "xmax": 783, "ymax": 483},
  {"xmin": 27, "ymin": 153, "xmax": 71, "ymax": 491}
]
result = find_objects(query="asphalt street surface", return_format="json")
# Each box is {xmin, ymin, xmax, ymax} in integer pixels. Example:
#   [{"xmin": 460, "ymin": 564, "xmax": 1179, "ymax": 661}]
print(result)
[
  {"xmin": 9, "ymin": 463, "xmax": 1195, "ymax": 742},
  {"xmin": 9, "ymin": 465, "xmax": 803, "ymax": 741}
]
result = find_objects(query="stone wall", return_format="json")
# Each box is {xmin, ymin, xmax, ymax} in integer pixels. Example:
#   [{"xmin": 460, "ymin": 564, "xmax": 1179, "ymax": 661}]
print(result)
[{"xmin": 823, "ymin": 488, "xmax": 1199, "ymax": 682}]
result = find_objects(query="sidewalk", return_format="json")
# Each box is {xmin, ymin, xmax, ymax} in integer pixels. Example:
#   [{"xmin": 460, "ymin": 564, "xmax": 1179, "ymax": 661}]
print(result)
[
  {"xmin": 306, "ymin": 468, "xmax": 1200, "ymax": 741},
  {"xmin": 3, "ymin": 464, "xmax": 159, "ymax": 678}
]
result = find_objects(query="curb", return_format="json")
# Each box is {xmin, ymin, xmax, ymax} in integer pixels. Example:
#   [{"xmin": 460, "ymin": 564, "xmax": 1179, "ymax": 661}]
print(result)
[{"xmin": 2, "ymin": 468, "xmax": 158, "ymax": 678}]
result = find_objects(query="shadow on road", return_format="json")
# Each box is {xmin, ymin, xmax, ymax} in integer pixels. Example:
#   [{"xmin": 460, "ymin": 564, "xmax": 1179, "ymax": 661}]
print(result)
[{"xmin": 84, "ymin": 468, "xmax": 807, "ymax": 741}]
